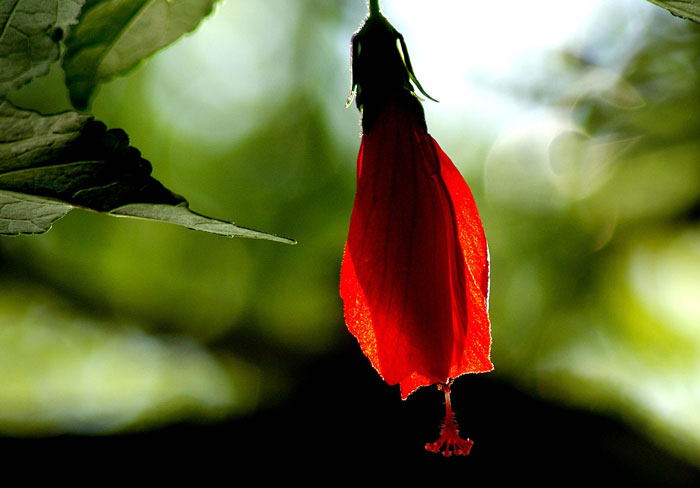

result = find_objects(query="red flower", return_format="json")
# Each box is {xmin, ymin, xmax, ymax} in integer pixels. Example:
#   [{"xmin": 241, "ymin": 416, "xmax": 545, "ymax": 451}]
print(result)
[{"xmin": 340, "ymin": 6, "xmax": 492, "ymax": 456}]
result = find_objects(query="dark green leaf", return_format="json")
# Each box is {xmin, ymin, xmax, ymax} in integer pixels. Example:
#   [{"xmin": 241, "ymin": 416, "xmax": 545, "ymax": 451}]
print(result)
[
  {"xmin": 63, "ymin": 0, "xmax": 218, "ymax": 109},
  {"xmin": 0, "ymin": 0, "xmax": 85, "ymax": 96},
  {"xmin": 0, "ymin": 101, "xmax": 295, "ymax": 243},
  {"xmin": 647, "ymin": 0, "xmax": 700, "ymax": 23}
]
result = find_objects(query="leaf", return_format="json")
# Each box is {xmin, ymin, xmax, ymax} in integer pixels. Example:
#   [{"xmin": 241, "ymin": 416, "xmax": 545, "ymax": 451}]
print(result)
[
  {"xmin": 0, "ymin": 0, "xmax": 85, "ymax": 96},
  {"xmin": 0, "ymin": 191, "xmax": 71, "ymax": 235},
  {"xmin": 109, "ymin": 204, "xmax": 297, "ymax": 243},
  {"xmin": 647, "ymin": 0, "xmax": 700, "ymax": 23},
  {"xmin": 0, "ymin": 100, "xmax": 295, "ymax": 243},
  {"xmin": 63, "ymin": 0, "xmax": 218, "ymax": 109}
]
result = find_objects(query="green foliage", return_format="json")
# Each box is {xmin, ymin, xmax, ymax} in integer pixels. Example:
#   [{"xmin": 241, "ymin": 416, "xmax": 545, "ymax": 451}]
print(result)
[
  {"xmin": 647, "ymin": 0, "xmax": 700, "ymax": 23},
  {"xmin": 0, "ymin": 0, "xmax": 84, "ymax": 96},
  {"xmin": 0, "ymin": 101, "xmax": 294, "ymax": 241},
  {"xmin": 0, "ymin": 280, "xmax": 247, "ymax": 434},
  {"xmin": 0, "ymin": 0, "xmax": 292, "ymax": 242},
  {"xmin": 0, "ymin": 0, "xmax": 351, "ymax": 434},
  {"xmin": 0, "ymin": 101, "xmax": 180, "ymax": 219},
  {"xmin": 63, "ymin": 0, "xmax": 218, "ymax": 109},
  {"xmin": 0, "ymin": 191, "xmax": 71, "ymax": 235},
  {"xmin": 483, "ymin": 6, "xmax": 700, "ymax": 466}
]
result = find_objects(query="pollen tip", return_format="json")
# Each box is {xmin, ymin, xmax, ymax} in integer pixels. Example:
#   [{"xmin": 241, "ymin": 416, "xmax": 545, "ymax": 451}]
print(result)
[{"xmin": 425, "ymin": 422, "xmax": 474, "ymax": 457}]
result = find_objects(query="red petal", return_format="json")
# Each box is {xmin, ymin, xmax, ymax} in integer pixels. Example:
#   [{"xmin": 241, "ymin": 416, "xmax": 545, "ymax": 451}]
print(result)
[{"xmin": 341, "ymin": 98, "xmax": 492, "ymax": 399}]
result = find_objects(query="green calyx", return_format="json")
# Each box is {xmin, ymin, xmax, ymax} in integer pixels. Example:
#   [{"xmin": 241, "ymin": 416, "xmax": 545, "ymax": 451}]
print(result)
[{"xmin": 347, "ymin": 4, "xmax": 437, "ymax": 111}]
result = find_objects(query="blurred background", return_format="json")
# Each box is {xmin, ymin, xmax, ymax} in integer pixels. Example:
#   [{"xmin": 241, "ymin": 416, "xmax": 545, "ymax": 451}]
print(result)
[{"xmin": 3, "ymin": 0, "xmax": 700, "ymax": 482}]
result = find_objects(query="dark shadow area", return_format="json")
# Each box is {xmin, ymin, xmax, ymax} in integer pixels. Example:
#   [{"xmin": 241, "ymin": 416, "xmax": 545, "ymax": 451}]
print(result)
[{"xmin": 4, "ymin": 336, "xmax": 698, "ymax": 485}]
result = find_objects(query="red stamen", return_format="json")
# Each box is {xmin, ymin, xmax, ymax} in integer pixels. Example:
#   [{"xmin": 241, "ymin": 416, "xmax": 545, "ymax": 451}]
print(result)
[{"xmin": 425, "ymin": 384, "xmax": 474, "ymax": 457}]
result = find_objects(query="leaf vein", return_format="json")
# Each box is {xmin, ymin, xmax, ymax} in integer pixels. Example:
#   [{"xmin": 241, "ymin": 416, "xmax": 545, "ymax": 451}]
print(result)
[
  {"xmin": 0, "ymin": 0, "xmax": 23, "ymax": 46},
  {"xmin": 93, "ymin": 0, "xmax": 154, "ymax": 79}
]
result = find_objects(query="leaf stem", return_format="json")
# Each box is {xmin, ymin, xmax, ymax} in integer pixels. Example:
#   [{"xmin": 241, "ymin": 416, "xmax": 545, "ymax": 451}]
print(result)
[{"xmin": 368, "ymin": 0, "xmax": 380, "ymax": 17}]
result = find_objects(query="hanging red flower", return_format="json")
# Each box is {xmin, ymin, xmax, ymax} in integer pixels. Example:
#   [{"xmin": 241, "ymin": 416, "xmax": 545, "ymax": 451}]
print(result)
[{"xmin": 340, "ymin": 3, "xmax": 493, "ymax": 456}]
